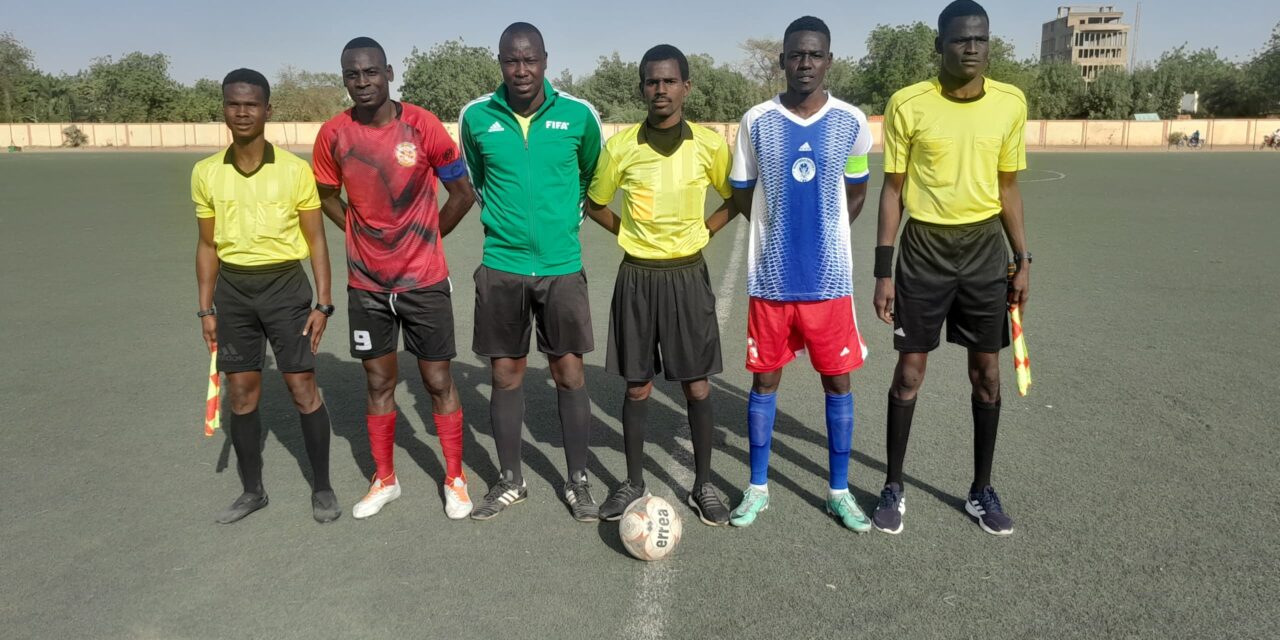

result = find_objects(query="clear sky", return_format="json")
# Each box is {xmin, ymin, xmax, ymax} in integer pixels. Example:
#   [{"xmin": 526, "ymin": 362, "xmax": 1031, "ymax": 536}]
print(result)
[{"xmin": 7, "ymin": 0, "xmax": 1277, "ymax": 95}]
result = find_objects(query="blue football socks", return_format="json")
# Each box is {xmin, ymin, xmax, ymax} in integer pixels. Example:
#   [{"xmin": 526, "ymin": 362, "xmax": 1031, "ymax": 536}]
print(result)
[
  {"xmin": 826, "ymin": 392, "xmax": 854, "ymax": 491},
  {"xmin": 747, "ymin": 391, "xmax": 778, "ymax": 486}
]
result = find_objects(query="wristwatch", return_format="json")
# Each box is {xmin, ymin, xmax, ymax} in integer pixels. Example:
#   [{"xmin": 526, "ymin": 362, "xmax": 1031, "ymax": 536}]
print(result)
[
  {"xmin": 196, "ymin": 307, "xmax": 216, "ymax": 318},
  {"xmin": 314, "ymin": 303, "xmax": 336, "ymax": 317},
  {"xmin": 1013, "ymin": 252, "xmax": 1033, "ymax": 263}
]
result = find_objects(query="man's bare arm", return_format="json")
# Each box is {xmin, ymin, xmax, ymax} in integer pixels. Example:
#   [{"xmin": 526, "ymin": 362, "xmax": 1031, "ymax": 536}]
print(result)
[
  {"xmin": 196, "ymin": 217, "xmax": 219, "ymax": 351},
  {"xmin": 704, "ymin": 199, "xmax": 736, "ymax": 237},
  {"xmin": 438, "ymin": 175, "xmax": 477, "ymax": 237},
  {"xmin": 298, "ymin": 209, "xmax": 332, "ymax": 352},
  {"xmin": 873, "ymin": 172, "xmax": 907, "ymax": 325},
  {"xmin": 846, "ymin": 181, "xmax": 869, "ymax": 224},
  {"xmin": 998, "ymin": 171, "xmax": 1030, "ymax": 308},
  {"xmin": 731, "ymin": 187, "xmax": 753, "ymax": 222},
  {"xmin": 584, "ymin": 200, "xmax": 622, "ymax": 235},
  {"xmin": 317, "ymin": 185, "xmax": 346, "ymax": 229}
]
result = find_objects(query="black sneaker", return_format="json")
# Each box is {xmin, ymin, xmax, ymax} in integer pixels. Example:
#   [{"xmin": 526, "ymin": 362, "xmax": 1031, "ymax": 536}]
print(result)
[
  {"xmin": 470, "ymin": 480, "xmax": 527, "ymax": 521},
  {"xmin": 687, "ymin": 482, "xmax": 730, "ymax": 526},
  {"xmin": 966, "ymin": 485, "xmax": 1014, "ymax": 536},
  {"xmin": 311, "ymin": 490, "xmax": 341, "ymax": 524},
  {"xmin": 215, "ymin": 492, "xmax": 268, "ymax": 524},
  {"xmin": 872, "ymin": 483, "xmax": 905, "ymax": 535},
  {"xmin": 563, "ymin": 473, "xmax": 599, "ymax": 522},
  {"xmin": 599, "ymin": 480, "xmax": 648, "ymax": 521}
]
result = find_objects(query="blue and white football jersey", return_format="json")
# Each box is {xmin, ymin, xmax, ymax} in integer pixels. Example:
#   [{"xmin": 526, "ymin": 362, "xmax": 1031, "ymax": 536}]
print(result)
[{"xmin": 731, "ymin": 95, "xmax": 873, "ymax": 301}]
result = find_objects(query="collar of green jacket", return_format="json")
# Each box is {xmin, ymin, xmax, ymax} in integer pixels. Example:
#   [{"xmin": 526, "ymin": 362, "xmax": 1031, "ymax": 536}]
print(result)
[{"xmin": 491, "ymin": 79, "xmax": 558, "ymax": 119}]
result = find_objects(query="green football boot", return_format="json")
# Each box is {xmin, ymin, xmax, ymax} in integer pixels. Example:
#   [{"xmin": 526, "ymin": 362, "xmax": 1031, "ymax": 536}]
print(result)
[
  {"xmin": 827, "ymin": 492, "xmax": 872, "ymax": 533},
  {"xmin": 729, "ymin": 486, "xmax": 770, "ymax": 527}
]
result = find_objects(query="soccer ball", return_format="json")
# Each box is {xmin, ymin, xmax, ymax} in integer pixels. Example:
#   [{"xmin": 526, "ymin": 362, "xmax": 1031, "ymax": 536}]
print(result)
[{"xmin": 619, "ymin": 495, "xmax": 683, "ymax": 561}]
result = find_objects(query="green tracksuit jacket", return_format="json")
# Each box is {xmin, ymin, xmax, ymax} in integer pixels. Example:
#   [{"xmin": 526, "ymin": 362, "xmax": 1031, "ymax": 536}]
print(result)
[{"xmin": 458, "ymin": 80, "xmax": 603, "ymax": 276}]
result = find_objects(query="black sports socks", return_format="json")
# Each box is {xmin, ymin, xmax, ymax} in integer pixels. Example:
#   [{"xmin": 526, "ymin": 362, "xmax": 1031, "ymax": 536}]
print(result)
[
  {"xmin": 622, "ymin": 396, "xmax": 649, "ymax": 484},
  {"xmin": 490, "ymin": 387, "xmax": 525, "ymax": 484},
  {"xmin": 557, "ymin": 387, "xmax": 591, "ymax": 479},
  {"xmin": 972, "ymin": 396, "xmax": 1001, "ymax": 490},
  {"xmin": 228, "ymin": 409, "xmax": 264, "ymax": 494},
  {"xmin": 886, "ymin": 393, "xmax": 917, "ymax": 487},
  {"xmin": 687, "ymin": 396, "xmax": 714, "ymax": 486},
  {"xmin": 299, "ymin": 403, "xmax": 332, "ymax": 493}
]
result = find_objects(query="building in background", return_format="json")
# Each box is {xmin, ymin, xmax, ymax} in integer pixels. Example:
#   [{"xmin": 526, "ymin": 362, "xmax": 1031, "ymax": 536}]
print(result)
[{"xmin": 1041, "ymin": 5, "xmax": 1132, "ymax": 81}]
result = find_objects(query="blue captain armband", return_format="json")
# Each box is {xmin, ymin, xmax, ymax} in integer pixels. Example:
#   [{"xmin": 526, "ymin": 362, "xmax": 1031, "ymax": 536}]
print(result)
[{"xmin": 437, "ymin": 158, "xmax": 468, "ymax": 182}]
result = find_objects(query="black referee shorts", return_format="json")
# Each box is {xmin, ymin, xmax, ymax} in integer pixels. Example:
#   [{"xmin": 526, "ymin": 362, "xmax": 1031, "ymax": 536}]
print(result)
[
  {"xmin": 213, "ymin": 260, "xmax": 315, "ymax": 373},
  {"xmin": 607, "ymin": 252, "xmax": 722, "ymax": 383},
  {"xmin": 472, "ymin": 265, "xmax": 594, "ymax": 359},
  {"xmin": 893, "ymin": 216, "xmax": 1010, "ymax": 353}
]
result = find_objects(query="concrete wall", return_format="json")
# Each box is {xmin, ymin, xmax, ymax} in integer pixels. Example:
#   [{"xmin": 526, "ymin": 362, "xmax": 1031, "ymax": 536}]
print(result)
[{"xmin": 4, "ymin": 119, "xmax": 1278, "ymax": 150}]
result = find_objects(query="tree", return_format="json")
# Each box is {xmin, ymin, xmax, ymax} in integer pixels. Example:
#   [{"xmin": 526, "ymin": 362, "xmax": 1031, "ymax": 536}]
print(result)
[
  {"xmin": 0, "ymin": 32, "xmax": 36, "ymax": 122},
  {"xmin": 825, "ymin": 58, "xmax": 862, "ymax": 107},
  {"xmin": 855, "ymin": 22, "xmax": 938, "ymax": 115},
  {"xmin": 18, "ymin": 72, "xmax": 75, "ymax": 122},
  {"xmin": 684, "ymin": 54, "xmax": 756, "ymax": 122},
  {"xmin": 1200, "ymin": 67, "xmax": 1268, "ymax": 117},
  {"xmin": 1129, "ymin": 65, "xmax": 1180, "ymax": 116},
  {"xmin": 573, "ymin": 53, "xmax": 644, "ymax": 123},
  {"xmin": 271, "ymin": 67, "xmax": 348, "ymax": 121},
  {"xmin": 550, "ymin": 68, "xmax": 576, "ymax": 93},
  {"xmin": 77, "ymin": 52, "xmax": 180, "ymax": 122},
  {"xmin": 1155, "ymin": 46, "xmax": 1236, "ymax": 97},
  {"xmin": 400, "ymin": 40, "xmax": 500, "ymax": 119},
  {"xmin": 169, "ymin": 78, "xmax": 223, "ymax": 122},
  {"xmin": 739, "ymin": 38, "xmax": 784, "ymax": 100},
  {"xmin": 1026, "ymin": 61, "xmax": 1085, "ymax": 119},
  {"xmin": 1079, "ymin": 67, "xmax": 1133, "ymax": 119},
  {"xmin": 1247, "ymin": 22, "xmax": 1280, "ymax": 113},
  {"xmin": 986, "ymin": 36, "xmax": 1035, "ymax": 92}
]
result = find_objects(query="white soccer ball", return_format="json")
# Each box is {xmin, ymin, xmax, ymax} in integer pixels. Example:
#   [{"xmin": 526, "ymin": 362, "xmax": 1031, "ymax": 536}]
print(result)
[{"xmin": 619, "ymin": 495, "xmax": 683, "ymax": 561}]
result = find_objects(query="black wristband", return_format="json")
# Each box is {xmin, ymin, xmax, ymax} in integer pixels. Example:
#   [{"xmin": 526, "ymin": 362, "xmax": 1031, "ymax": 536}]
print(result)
[
  {"xmin": 314, "ymin": 303, "xmax": 335, "ymax": 317},
  {"xmin": 874, "ymin": 246, "xmax": 895, "ymax": 278}
]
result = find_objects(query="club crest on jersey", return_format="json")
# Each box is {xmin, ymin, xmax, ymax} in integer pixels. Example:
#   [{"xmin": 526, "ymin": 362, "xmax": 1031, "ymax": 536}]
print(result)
[
  {"xmin": 394, "ymin": 141, "xmax": 418, "ymax": 167},
  {"xmin": 791, "ymin": 157, "xmax": 816, "ymax": 183}
]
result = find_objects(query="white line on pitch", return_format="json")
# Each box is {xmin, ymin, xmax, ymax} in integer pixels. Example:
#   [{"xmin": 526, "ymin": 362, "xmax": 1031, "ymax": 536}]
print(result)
[
  {"xmin": 625, "ymin": 219, "xmax": 746, "ymax": 640},
  {"xmin": 1022, "ymin": 169, "xmax": 1067, "ymax": 183}
]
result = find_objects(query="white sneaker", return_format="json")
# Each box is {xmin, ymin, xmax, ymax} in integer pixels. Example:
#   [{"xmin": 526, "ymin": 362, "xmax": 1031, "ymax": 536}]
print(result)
[
  {"xmin": 443, "ymin": 474, "xmax": 473, "ymax": 520},
  {"xmin": 352, "ymin": 475, "xmax": 401, "ymax": 519}
]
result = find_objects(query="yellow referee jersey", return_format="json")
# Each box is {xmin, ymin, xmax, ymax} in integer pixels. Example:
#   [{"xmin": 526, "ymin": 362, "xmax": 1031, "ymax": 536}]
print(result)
[
  {"xmin": 191, "ymin": 144, "xmax": 321, "ymax": 266},
  {"xmin": 882, "ymin": 77, "xmax": 1027, "ymax": 225},
  {"xmin": 588, "ymin": 121, "xmax": 732, "ymax": 260}
]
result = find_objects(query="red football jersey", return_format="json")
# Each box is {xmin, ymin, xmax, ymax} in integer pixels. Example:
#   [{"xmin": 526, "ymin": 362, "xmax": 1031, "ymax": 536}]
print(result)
[{"xmin": 313, "ymin": 102, "xmax": 468, "ymax": 293}]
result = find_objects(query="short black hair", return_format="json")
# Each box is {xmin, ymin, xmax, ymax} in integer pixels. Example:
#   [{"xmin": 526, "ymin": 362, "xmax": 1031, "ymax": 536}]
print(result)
[
  {"xmin": 500, "ymin": 22, "xmax": 545, "ymax": 54},
  {"xmin": 938, "ymin": 0, "xmax": 989, "ymax": 34},
  {"xmin": 221, "ymin": 68, "xmax": 270, "ymax": 102},
  {"xmin": 343, "ymin": 36, "xmax": 387, "ymax": 63},
  {"xmin": 784, "ymin": 16, "xmax": 830, "ymax": 42},
  {"xmin": 639, "ymin": 44, "xmax": 689, "ymax": 82}
]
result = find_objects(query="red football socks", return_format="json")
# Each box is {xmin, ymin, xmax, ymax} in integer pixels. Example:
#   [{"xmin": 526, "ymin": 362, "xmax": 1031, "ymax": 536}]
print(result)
[
  {"xmin": 367, "ymin": 411, "xmax": 397, "ymax": 484},
  {"xmin": 434, "ymin": 409, "xmax": 464, "ymax": 481}
]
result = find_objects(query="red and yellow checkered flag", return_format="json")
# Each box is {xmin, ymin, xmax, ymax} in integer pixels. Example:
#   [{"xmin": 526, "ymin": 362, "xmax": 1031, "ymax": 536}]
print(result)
[
  {"xmin": 204, "ymin": 347, "xmax": 221, "ymax": 437},
  {"xmin": 1007, "ymin": 261, "xmax": 1032, "ymax": 397},
  {"xmin": 1010, "ymin": 304, "xmax": 1031, "ymax": 396}
]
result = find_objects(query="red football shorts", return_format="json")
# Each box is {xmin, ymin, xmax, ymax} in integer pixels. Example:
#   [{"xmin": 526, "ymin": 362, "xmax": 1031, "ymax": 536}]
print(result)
[{"xmin": 746, "ymin": 296, "xmax": 867, "ymax": 375}]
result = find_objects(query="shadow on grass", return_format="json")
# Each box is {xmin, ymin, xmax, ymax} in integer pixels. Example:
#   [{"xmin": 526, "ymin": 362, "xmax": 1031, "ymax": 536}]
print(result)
[{"xmin": 211, "ymin": 353, "xmax": 968, "ymax": 524}]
